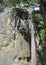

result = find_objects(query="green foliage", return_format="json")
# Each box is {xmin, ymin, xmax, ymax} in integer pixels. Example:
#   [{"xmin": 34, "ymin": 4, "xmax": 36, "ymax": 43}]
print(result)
[
  {"xmin": 3, "ymin": 0, "xmax": 20, "ymax": 6},
  {"xmin": 34, "ymin": 14, "xmax": 44, "ymax": 30},
  {"xmin": 39, "ymin": 29, "xmax": 46, "ymax": 41},
  {"xmin": 35, "ymin": 14, "xmax": 43, "ymax": 22},
  {"xmin": 26, "ymin": 0, "xmax": 38, "ymax": 5},
  {"xmin": 34, "ymin": 13, "xmax": 46, "ymax": 41},
  {"xmin": 3, "ymin": 0, "xmax": 38, "ymax": 7}
]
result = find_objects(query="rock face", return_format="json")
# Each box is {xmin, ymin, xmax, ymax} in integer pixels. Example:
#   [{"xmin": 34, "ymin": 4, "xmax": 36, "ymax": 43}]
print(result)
[
  {"xmin": 0, "ymin": 12, "xmax": 9, "ymax": 46},
  {"xmin": 15, "ymin": 32, "xmax": 30, "ymax": 58},
  {"xmin": 0, "ymin": 10, "xmax": 14, "ymax": 47},
  {"xmin": 14, "ymin": 8, "xmax": 31, "ymax": 58},
  {"xmin": 0, "ymin": 8, "xmax": 31, "ymax": 65},
  {"xmin": 0, "ymin": 10, "xmax": 17, "ymax": 65},
  {"xmin": 13, "ymin": 8, "xmax": 29, "ymax": 20}
]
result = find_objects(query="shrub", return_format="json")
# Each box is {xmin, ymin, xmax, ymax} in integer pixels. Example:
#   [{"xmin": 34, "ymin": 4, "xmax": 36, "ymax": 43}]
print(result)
[
  {"xmin": 39, "ymin": 29, "xmax": 46, "ymax": 41},
  {"xmin": 35, "ymin": 14, "xmax": 43, "ymax": 22}
]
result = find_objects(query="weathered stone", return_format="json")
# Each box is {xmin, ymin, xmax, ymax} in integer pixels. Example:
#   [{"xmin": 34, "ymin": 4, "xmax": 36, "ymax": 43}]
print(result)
[
  {"xmin": 13, "ymin": 8, "xmax": 31, "ymax": 58},
  {"xmin": 15, "ymin": 32, "xmax": 30, "ymax": 58},
  {"xmin": 0, "ymin": 9, "xmax": 17, "ymax": 65},
  {"xmin": 0, "ymin": 8, "xmax": 31, "ymax": 65},
  {"xmin": 0, "ymin": 12, "xmax": 11, "ymax": 46}
]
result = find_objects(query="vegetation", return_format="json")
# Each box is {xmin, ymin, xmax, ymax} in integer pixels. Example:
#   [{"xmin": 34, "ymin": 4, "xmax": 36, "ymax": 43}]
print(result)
[
  {"xmin": 28, "ymin": 0, "xmax": 38, "ymax": 4},
  {"xmin": 3, "ymin": 0, "xmax": 38, "ymax": 6},
  {"xmin": 35, "ymin": 14, "xmax": 43, "ymax": 22},
  {"xmin": 39, "ymin": 29, "xmax": 46, "ymax": 41},
  {"xmin": 3, "ymin": 0, "xmax": 20, "ymax": 6},
  {"xmin": 34, "ymin": 13, "xmax": 46, "ymax": 41}
]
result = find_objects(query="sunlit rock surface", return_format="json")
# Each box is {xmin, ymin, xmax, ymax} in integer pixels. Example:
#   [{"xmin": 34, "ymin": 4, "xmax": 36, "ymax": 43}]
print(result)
[
  {"xmin": 0, "ymin": 8, "xmax": 31, "ymax": 65},
  {"xmin": 0, "ymin": 10, "xmax": 17, "ymax": 65},
  {"xmin": 15, "ymin": 32, "xmax": 30, "ymax": 58}
]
